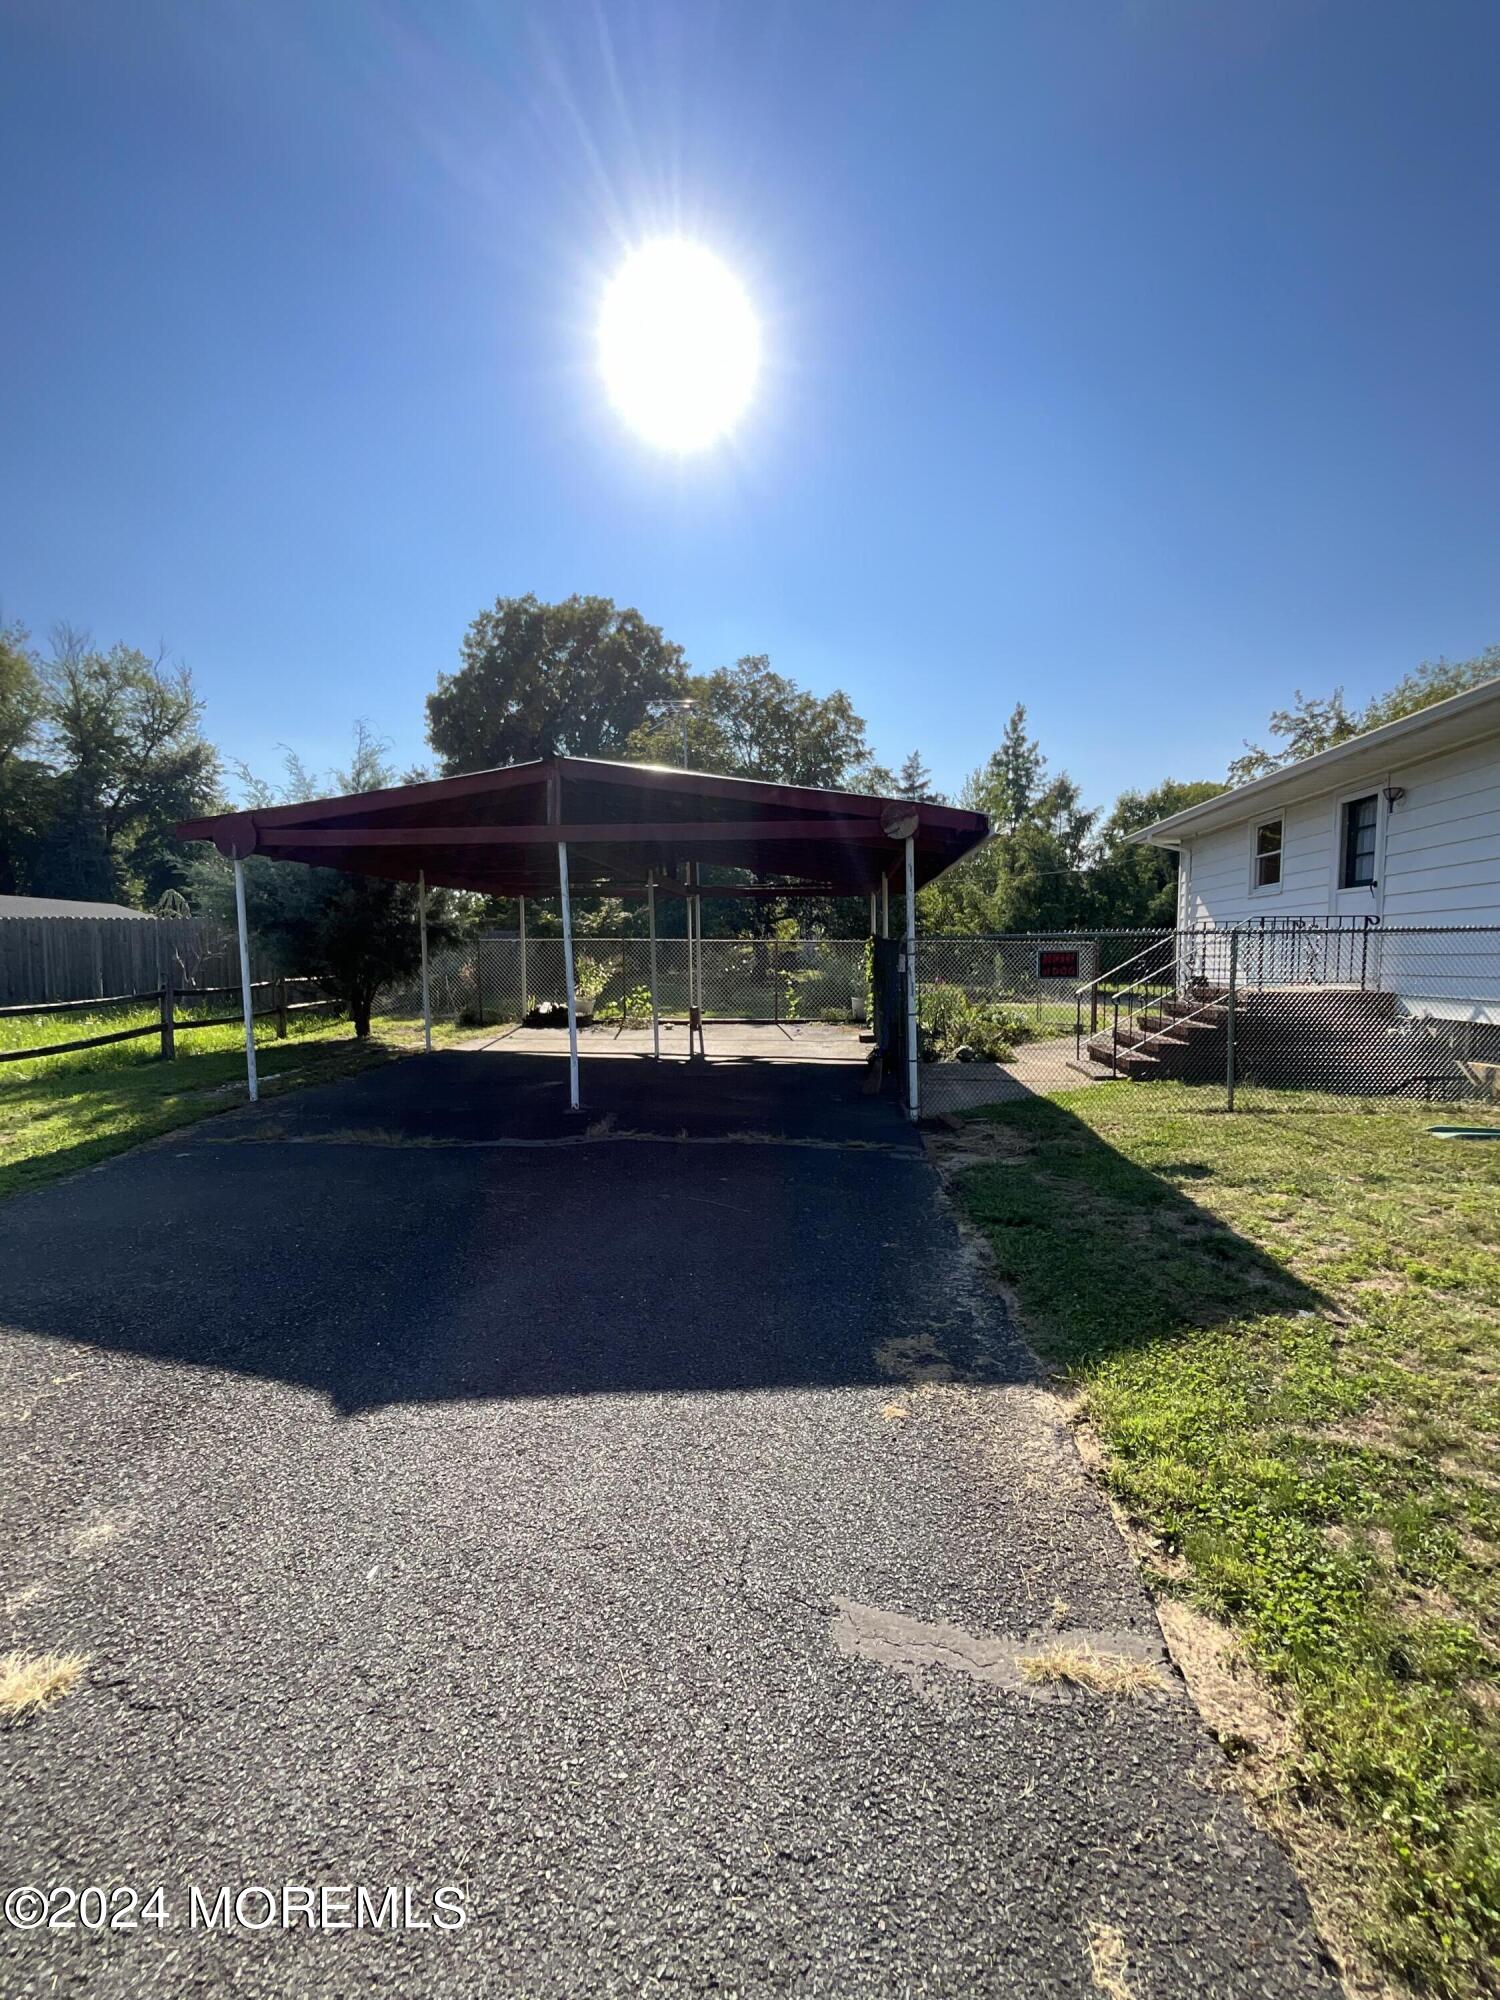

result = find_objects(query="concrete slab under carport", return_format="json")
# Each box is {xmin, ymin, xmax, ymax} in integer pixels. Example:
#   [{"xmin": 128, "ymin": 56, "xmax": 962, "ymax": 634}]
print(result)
[
  {"xmin": 235, "ymin": 1029, "xmax": 905, "ymax": 1149},
  {"xmin": 488, "ymin": 1018, "xmax": 868, "ymax": 1066}
]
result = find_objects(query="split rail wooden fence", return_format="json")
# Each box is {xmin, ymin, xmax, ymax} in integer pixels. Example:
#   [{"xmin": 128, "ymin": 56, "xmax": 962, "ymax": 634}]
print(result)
[{"xmin": 0, "ymin": 975, "xmax": 337, "ymax": 1066}]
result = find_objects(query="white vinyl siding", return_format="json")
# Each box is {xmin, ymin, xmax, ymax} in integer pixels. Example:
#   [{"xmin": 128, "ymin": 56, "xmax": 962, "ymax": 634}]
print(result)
[
  {"xmin": 1181, "ymin": 797, "xmax": 1337, "ymax": 927},
  {"xmin": 1180, "ymin": 733, "xmax": 1500, "ymax": 932},
  {"xmin": 1175, "ymin": 730, "xmax": 1500, "ymax": 1021},
  {"xmin": 1380, "ymin": 735, "xmax": 1500, "ymax": 929}
]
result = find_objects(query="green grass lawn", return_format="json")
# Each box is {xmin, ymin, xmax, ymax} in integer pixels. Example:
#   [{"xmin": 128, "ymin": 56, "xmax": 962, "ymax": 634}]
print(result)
[
  {"xmin": 0, "ymin": 1002, "xmax": 462, "ymax": 1201},
  {"xmin": 1011, "ymin": 998, "xmax": 1081, "ymax": 1037},
  {"xmin": 950, "ymin": 1084, "xmax": 1499, "ymax": 2000}
]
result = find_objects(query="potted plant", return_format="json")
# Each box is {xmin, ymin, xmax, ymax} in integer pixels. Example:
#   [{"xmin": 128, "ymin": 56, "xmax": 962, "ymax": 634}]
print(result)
[{"xmin": 571, "ymin": 953, "xmax": 610, "ymax": 1023}]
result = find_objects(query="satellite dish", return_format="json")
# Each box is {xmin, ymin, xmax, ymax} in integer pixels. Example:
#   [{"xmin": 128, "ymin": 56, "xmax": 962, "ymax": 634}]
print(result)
[{"xmin": 880, "ymin": 803, "xmax": 920, "ymax": 842}]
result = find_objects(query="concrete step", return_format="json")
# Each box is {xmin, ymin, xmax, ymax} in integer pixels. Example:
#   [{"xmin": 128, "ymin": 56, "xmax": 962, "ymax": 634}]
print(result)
[
  {"xmin": 1086, "ymin": 1034, "xmax": 1162, "ymax": 1076},
  {"xmin": 1157, "ymin": 997, "xmax": 1230, "ymax": 1024},
  {"xmin": 1136, "ymin": 1007, "xmax": 1220, "ymax": 1038},
  {"xmin": 1110, "ymin": 1021, "xmax": 1184, "ymax": 1051}
]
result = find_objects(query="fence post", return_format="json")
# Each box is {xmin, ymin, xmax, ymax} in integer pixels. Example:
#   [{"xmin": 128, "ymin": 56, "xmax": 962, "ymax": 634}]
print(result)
[
  {"xmin": 159, "ymin": 964, "xmax": 175, "ymax": 1061},
  {"xmin": 276, "ymin": 976, "xmax": 288, "ymax": 1039},
  {"xmin": 1225, "ymin": 930, "xmax": 1239, "ymax": 1112},
  {"xmin": 903, "ymin": 834, "xmax": 920, "ymax": 1121}
]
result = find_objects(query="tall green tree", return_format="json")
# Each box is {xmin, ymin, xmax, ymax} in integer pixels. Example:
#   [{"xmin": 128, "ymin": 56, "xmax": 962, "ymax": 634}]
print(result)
[
  {"xmin": 921, "ymin": 715, "xmax": 1222, "ymax": 934},
  {"xmin": 1359, "ymin": 644, "xmax": 1498, "ymax": 730},
  {"xmin": 427, "ymin": 594, "xmax": 688, "ymax": 772},
  {"xmin": 0, "ymin": 622, "xmax": 41, "ymax": 774},
  {"xmin": 969, "ymin": 704, "xmax": 1043, "ymax": 831},
  {"xmin": 1228, "ymin": 644, "xmax": 1498, "ymax": 783},
  {"xmin": 0, "ymin": 624, "xmax": 46, "ymax": 896},
  {"xmin": 922, "ymin": 709, "xmax": 1092, "ymax": 932},
  {"xmin": 0, "ymin": 629, "xmax": 219, "ymax": 903},
  {"xmin": 1091, "ymin": 778, "xmax": 1227, "ymax": 927},
  {"xmin": 624, "ymin": 655, "xmax": 880, "ymax": 791},
  {"xmin": 895, "ymin": 749, "xmax": 944, "ymax": 803}
]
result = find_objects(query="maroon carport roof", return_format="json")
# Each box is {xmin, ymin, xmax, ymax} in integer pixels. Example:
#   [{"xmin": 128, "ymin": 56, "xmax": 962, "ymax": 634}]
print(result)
[{"xmin": 176, "ymin": 756, "xmax": 990, "ymax": 900}]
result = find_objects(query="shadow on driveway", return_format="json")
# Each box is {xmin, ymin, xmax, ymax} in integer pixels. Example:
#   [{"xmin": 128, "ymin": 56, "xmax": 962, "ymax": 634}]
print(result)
[
  {"xmin": 0, "ymin": 1049, "xmax": 1318, "ymax": 1417},
  {"xmin": 241, "ymin": 1044, "xmax": 916, "ymax": 1146},
  {"xmin": 0, "ymin": 1048, "xmax": 1342, "ymax": 1999},
  {"xmin": 0, "ymin": 1050, "xmax": 953, "ymax": 1416}
]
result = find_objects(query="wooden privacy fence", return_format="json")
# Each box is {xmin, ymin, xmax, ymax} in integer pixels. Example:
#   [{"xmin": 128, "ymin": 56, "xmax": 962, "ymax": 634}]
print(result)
[
  {"xmin": 0, "ymin": 914, "xmax": 268, "ymax": 1006},
  {"xmin": 0, "ymin": 976, "xmax": 337, "ymax": 1066}
]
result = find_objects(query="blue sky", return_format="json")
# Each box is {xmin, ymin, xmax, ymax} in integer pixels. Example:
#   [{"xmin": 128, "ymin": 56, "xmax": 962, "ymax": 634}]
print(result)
[{"xmin": 2, "ymin": 0, "xmax": 1497, "ymax": 808}]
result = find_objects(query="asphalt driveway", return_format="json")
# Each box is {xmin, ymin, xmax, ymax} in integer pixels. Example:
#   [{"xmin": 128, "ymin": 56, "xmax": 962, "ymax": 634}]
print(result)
[{"xmin": 0, "ymin": 1051, "xmax": 1337, "ymax": 1997}]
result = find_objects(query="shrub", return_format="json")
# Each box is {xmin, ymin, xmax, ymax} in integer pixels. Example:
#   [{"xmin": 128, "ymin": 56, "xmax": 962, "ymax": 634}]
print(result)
[
  {"xmin": 597, "ymin": 984, "xmax": 654, "ymax": 1023},
  {"xmin": 918, "ymin": 984, "xmax": 1028, "ymax": 1063}
]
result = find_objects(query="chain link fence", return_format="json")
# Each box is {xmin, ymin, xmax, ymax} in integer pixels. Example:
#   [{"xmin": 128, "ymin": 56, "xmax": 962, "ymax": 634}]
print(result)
[
  {"xmin": 913, "ymin": 932, "xmax": 1160, "ymax": 1116},
  {"xmin": 916, "ymin": 923, "xmax": 1500, "ymax": 1120},
  {"xmin": 1231, "ymin": 926, "xmax": 1500, "ymax": 1114},
  {"xmin": 371, "ymin": 925, "xmax": 1500, "ymax": 1121},
  {"xmin": 373, "ymin": 936, "xmax": 873, "ymax": 1031}
]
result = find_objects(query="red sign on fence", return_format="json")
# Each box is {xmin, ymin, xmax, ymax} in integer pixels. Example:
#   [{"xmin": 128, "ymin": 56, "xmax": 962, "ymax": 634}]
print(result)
[{"xmin": 1037, "ymin": 949, "xmax": 1080, "ymax": 979}]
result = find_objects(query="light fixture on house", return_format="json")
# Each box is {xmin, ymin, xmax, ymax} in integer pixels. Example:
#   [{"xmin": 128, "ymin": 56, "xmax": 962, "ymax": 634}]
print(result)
[{"xmin": 1382, "ymin": 785, "xmax": 1406, "ymax": 807}]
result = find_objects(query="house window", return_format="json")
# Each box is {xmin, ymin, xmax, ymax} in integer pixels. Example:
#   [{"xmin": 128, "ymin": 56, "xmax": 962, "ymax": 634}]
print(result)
[
  {"xmin": 1341, "ymin": 794, "xmax": 1378, "ymax": 888},
  {"xmin": 1253, "ymin": 818, "xmax": 1283, "ymax": 888}
]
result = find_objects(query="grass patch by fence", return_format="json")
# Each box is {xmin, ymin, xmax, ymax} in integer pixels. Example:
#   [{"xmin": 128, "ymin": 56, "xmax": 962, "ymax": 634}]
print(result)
[
  {"xmin": 0, "ymin": 1010, "xmax": 459, "ymax": 1201},
  {"xmin": 1, "ymin": 995, "xmax": 291, "ymax": 1072},
  {"xmin": 949, "ymin": 1085, "xmax": 1499, "ymax": 2000}
]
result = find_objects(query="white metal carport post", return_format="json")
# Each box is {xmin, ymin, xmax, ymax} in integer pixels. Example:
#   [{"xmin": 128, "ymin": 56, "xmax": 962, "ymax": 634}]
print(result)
[
  {"xmin": 518, "ymin": 895, "xmax": 527, "ymax": 1020},
  {"xmin": 557, "ymin": 841, "xmax": 580, "ymax": 1110},
  {"xmin": 231, "ymin": 848, "xmax": 258, "ymax": 1103},
  {"xmin": 904, "ymin": 835, "xmax": 919, "ymax": 1121},
  {"xmin": 688, "ymin": 860, "xmax": 700, "ymax": 1016},
  {"xmin": 647, "ymin": 872, "xmax": 660, "ymax": 1060},
  {"xmin": 418, "ymin": 870, "xmax": 432, "ymax": 1053},
  {"xmin": 692, "ymin": 863, "xmax": 703, "ymax": 1025},
  {"xmin": 880, "ymin": 877, "xmax": 889, "ymax": 937},
  {"xmin": 685, "ymin": 860, "xmax": 702, "ymax": 1058}
]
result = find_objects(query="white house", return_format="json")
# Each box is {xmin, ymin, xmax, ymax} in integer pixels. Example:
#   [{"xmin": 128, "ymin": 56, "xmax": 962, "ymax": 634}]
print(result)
[{"xmin": 1134, "ymin": 675, "xmax": 1500, "ymax": 1027}]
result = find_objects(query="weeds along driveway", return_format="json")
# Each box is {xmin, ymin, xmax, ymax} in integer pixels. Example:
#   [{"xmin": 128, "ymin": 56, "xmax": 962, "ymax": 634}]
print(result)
[{"xmin": 0, "ymin": 1054, "xmax": 1337, "ymax": 1998}]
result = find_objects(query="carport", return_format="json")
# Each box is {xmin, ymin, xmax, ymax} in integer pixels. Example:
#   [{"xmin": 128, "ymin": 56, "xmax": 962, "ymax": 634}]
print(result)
[{"xmin": 176, "ymin": 757, "xmax": 989, "ymax": 1119}]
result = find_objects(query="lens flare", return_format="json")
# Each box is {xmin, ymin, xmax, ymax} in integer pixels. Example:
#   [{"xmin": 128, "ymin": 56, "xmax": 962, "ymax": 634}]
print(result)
[{"xmin": 598, "ymin": 239, "xmax": 760, "ymax": 452}]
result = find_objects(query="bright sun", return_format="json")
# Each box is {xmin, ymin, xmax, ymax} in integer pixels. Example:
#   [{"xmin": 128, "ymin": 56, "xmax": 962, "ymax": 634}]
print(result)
[{"xmin": 598, "ymin": 239, "xmax": 760, "ymax": 452}]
